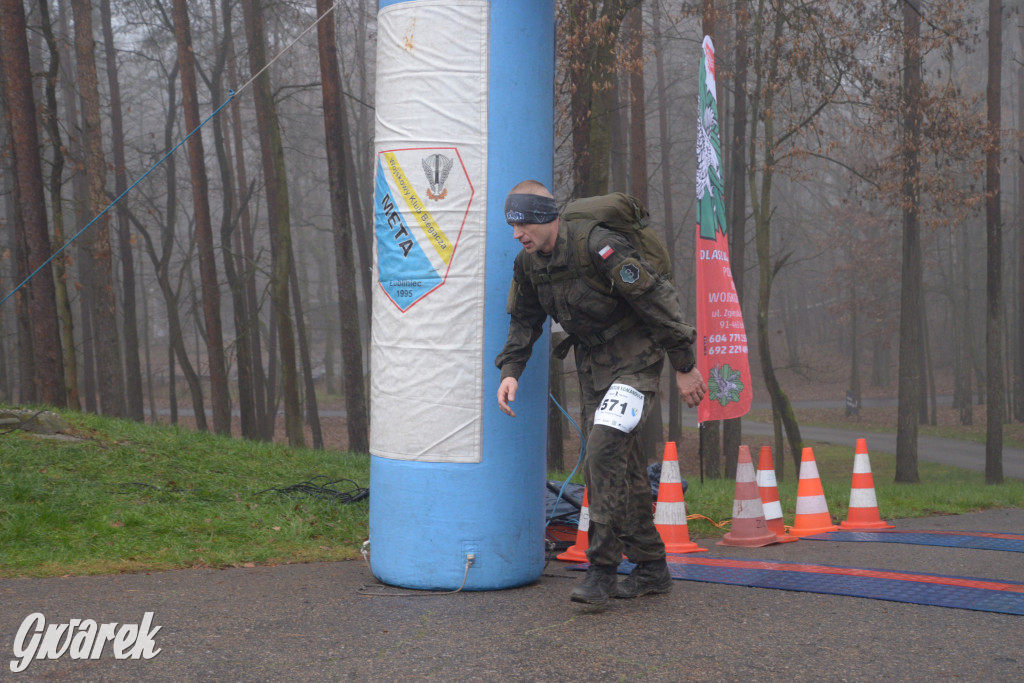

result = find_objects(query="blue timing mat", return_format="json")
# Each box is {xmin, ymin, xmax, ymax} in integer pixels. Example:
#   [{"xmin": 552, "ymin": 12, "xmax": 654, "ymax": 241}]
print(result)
[
  {"xmin": 576, "ymin": 556, "xmax": 1024, "ymax": 615},
  {"xmin": 801, "ymin": 529, "xmax": 1024, "ymax": 553}
]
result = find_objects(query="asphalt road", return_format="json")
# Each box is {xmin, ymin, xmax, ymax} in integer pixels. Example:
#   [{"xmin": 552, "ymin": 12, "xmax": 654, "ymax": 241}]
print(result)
[
  {"xmin": 2, "ymin": 508, "xmax": 1022, "ymax": 681},
  {"xmin": 672, "ymin": 397, "xmax": 1024, "ymax": 480},
  {"xmin": 159, "ymin": 395, "xmax": 1023, "ymax": 479},
  {"xmin": 739, "ymin": 421, "xmax": 1024, "ymax": 480}
]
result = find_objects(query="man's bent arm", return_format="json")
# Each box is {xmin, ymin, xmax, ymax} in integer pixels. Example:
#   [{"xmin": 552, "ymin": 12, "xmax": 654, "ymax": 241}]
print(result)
[
  {"xmin": 589, "ymin": 229, "xmax": 697, "ymax": 372},
  {"xmin": 494, "ymin": 256, "xmax": 547, "ymax": 381}
]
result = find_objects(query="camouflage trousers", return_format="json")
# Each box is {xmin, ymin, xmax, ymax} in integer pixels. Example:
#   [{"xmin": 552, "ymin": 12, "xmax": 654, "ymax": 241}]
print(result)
[{"xmin": 581, "ymin": 382, "xmax": 665, "ymax": 567}]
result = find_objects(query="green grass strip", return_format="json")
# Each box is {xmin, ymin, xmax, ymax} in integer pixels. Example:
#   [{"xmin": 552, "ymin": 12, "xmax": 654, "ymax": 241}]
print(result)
[
  {"xmin": 1, "ymin": 408, "xmax": 1020, "ymax": 578},
  {"xmin": 0, "ymin": 408, "xmax": 369, "ymax": 578}
]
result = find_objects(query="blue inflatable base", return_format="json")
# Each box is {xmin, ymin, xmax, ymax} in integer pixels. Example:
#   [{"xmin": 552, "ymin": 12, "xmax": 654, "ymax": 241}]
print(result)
[{"xmin": 369, "ymin": 455, "xmax": 546, "ymax": 591}]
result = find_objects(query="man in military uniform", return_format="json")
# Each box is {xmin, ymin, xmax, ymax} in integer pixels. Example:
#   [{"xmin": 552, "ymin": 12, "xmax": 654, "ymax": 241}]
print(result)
[{"xmin": 495, "ymin": 180, "xmax": 706, "ymax": 605}]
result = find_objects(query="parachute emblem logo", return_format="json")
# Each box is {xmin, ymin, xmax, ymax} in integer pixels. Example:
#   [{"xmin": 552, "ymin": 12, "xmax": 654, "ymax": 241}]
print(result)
[{"xmin": 422, "ymin": 153, "xmax": 454, "ymax": 201}]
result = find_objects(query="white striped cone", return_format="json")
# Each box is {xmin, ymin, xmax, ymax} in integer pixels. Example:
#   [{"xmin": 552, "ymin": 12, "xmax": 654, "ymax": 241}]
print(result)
[
  {"xmin": 756, "ymin": 445, "xmax": 788, "ymax": 538},
  {"xmin": 556, "ymin": 488, "xmax": 590, "ymax": 562},
  {"xmin": 790, "ymin": 447, "xmax": 839, "ymax": 537},
  {"xmin": 840, "ymin": 439, "xmax": 895, "ymax": 530},
  {"xmin": 719, "ymin": 445, "xmax": 779, "ymax": 547},
  {"xmin": 655, "ymin": 442, "xmax": 706, "ymax": 553}
]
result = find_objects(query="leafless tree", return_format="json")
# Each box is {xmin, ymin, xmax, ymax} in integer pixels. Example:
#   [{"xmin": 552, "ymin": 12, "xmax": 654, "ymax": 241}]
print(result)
[
  {"xmin": 240, "ymin": 0, "xmax": 304, "ymax": 447},
  {"xmin": 101, "ymin": 0, "xmax": 145, "ymax": 421},
  {"xmin": 71, "ymin": 0, "xmax": 125, "ymax": 417},
  {"xmin": 316, "ymin": 0, "xmax": 368, "ymax": 452},
  {"xmin": 984, "ymin": 0, "xmax": 1004, "ymax": 483},
  {"xmin": 0, "ymin": 0, "xmax": 66, "ymax": 405}
]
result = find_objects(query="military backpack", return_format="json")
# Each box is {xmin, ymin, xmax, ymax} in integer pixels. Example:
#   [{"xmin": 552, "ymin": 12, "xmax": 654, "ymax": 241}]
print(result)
[
  {"xmin": 527, "ymin": 192, "xmax": 673, "ymax": 353},
  {"xmin": 559, "ymin": 192, "xmax": 673, "ymax": 294}
]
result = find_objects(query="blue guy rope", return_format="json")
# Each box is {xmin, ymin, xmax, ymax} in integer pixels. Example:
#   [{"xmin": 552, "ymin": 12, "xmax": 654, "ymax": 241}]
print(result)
[
  {"xmin": 546, "ymin": 391, "xmax": 587, "ymax": 527},
  {"xmin": 0, "ymin": 0, "xmax": 341, "ymax": 310},
  {"xmin": 0, "ymin": 93, "xmax": 235, "ymax": 310}
]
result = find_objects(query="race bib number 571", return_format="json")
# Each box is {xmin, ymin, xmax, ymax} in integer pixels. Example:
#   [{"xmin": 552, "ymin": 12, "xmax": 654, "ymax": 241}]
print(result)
[{"xmin": 593, "ymin": 383, "xmax": 644, "ymax": 433}]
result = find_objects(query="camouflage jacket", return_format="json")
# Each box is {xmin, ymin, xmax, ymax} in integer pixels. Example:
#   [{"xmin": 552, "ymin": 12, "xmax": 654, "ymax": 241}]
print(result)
[{"xmin": 495, "ymin": 220, "xmax": 696, "ymax": 394}]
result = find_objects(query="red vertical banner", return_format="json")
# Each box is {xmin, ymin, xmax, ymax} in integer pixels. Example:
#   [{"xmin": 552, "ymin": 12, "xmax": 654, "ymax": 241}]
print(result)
[{"xmin": 695, "ymin": 36, "xmax": 752, "ymax": 423}]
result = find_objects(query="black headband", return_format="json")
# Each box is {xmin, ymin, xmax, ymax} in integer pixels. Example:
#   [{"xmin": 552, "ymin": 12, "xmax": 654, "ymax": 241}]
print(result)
[{"xmin": 504, "ymin": 193, "xmax": 559, "ymax": 225}]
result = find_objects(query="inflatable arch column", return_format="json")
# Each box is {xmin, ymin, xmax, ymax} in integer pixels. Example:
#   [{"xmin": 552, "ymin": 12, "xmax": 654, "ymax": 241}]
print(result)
[{"xmin": 368, "ymin": 0, "xmax": 555, "ymax": 590}]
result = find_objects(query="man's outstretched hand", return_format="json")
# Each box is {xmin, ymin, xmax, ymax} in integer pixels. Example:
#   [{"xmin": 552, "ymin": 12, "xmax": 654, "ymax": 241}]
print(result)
[{"xmin": 497, "ymin": 376, "xmax": 518, "ymax": 417}]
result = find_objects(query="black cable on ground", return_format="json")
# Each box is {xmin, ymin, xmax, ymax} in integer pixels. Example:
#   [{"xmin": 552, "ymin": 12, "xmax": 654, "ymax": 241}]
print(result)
[
  {"xmin": 255, "ymin": 476, "xmax": 369, "ymax": 505},
  {"xmin": 109, "ymin": 476, "xmax": 369, "ymax": 506}
]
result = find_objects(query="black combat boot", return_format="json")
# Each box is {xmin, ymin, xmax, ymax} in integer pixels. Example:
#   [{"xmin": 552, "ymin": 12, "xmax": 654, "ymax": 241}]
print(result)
[
  {"xmin": 615, "ymin": 558, "xmax": 672, "ymax": 599},
  {"xmin": 570, "ymin": 564, "xmax": 619, "ymax": 604}
]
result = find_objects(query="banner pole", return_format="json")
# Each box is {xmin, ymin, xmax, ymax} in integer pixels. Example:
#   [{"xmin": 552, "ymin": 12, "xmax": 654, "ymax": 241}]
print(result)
[{"xmin": 698, "ymin": 421, "xmax": 705, "ymax": 485}]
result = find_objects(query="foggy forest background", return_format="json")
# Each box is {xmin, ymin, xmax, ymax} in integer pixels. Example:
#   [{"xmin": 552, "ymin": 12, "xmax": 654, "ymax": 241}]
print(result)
[{"xmin": 1, "ymin": 0, "xmax": 1021, "ymax": 484}]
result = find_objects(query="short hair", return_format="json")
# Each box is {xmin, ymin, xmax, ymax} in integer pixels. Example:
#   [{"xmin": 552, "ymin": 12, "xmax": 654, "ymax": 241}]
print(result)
[{"xmin": 508, "ymin": 179, "xmax": 552, "ymax": 198}]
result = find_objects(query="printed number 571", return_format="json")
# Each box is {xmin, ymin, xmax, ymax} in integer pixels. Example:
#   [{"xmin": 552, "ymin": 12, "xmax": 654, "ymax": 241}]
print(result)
[{"xmin": 600, "ymin": 398, "xmax": 628, "ymax": 415}]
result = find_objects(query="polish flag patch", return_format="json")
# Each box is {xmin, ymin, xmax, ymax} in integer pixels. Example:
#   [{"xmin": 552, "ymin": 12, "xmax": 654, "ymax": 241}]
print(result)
[{"xmin": 598, "ymin": 245, "xmax": 615, "ymax": 260}]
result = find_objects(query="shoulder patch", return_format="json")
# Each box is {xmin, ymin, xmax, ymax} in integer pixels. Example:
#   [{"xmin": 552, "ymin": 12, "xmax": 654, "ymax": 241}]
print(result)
[
  {"xmin": 598, "ymin": 245, "xmax": 614, "ymax": 260},
  {"xmin": 619, "ymin": 263, "xmax": 641, "ymax": 284}
]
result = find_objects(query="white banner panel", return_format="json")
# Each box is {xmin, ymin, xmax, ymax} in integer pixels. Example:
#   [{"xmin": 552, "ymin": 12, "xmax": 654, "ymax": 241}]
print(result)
[{"xmin": 370, "ymin": 0, "xmax": 488, "ymax": 462}]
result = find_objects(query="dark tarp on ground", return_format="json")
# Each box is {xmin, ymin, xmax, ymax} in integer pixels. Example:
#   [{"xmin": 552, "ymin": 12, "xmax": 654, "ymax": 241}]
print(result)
[{"xmin": 545, "ymin": 463, "xmax": 688, "ymax": 527}]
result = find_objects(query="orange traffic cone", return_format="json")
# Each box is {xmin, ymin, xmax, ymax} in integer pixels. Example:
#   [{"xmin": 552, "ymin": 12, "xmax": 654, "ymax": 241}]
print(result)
[
  {"xmin": 789, "ymin": 447, "xmax": 839, "ymax": 538},
  {"xmin": 840, "ymin": 439, "xmax": 895, "ymax": 530},
  {"xmin": 719, "ymin": 445, "xmax": 782, "ymax": 547},
  {"xmin": 756, "ymin": 445, "xmax": 795, "ymax": 541},
  {"xmin": 556, "ymin": 488, "xmax": 591, "ymax": 562},
  {"xmin": 655, "ymin": 442, "xmax": 707, "ymax": 554}
]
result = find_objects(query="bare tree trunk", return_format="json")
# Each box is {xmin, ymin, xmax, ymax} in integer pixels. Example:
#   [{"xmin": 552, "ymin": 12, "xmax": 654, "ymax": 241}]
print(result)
[
  {"xmin": 724, "ymin": 0, "xmax": 750, "ymax": 480},
  {"xmin": 76, "ymin": 249, "xmax": 97, "ymax": 412},
  {"xmin": 626, "ymin": 2, "xmax": 662, "ymax": 465},
  {"xmin": 209, "ymin": 0, "xmax": 258, "ymax": 440},
  {"xmin": 0, "ymin": 0, "xmax": 66, "ymax": 406},
  {"xmin": 168, "ymin": 342, "xmax": 178, "ymax": 424},
  {"xmin": 264, "ymin": 303, "xmax": 279, "ymax": 440},
  {"xmin": 173, "ymin": 0, "xmax": 231, "ymax": 435},
  {"xmin": 135, "ymin": 209, "xmax": 210, "ymax": 432},
  {"xmin": 896, "ymin": 0, "xmax": 922, "ymax": 483},
  {"xmin": 918, "ymin": 306, "xmax": 929, "ymax": 425},
  {"xmin": 320, "ymin": 271, "xmax": 336, "ymax": 397},
  {"xmin": 241, "ymin": 0, "xmax": 304, "ymax": 447},
  {"xmin": 347, "ymin": 0, "xmax": 373, "ymax": 344},
  {"xmin": 288, "ymin": 246, "xmax": 323, "ymax": 449},
  {"xmin": 924, "ymin": 308, "xmax": 937, "ymax": 426},
  {"xmin": 4, "ymin": 17, "xmax": 38, "ymax": 406},
  {"xmin": 57, "ymin": 0, "xmax": 97, "ymax": 413},
  {"xmin": 316, "ymin": 0, "xmax": 369, "ymax": 452},
  {"xmin": 100, "ymin": 0, "xmax": 143, "ymax": 421},
  {"xmin": 226, "ymin": 30, "xmax": 268, "ymax": 438},
  {"xmin": 850, "ymin": 278, "xmax": 860, "ymax": 425},
  {"xmin": 71, "ymin": 0, "xmax": 125, "ymax": 417},
  {"xmin": 749, "ymin": 2, "xmax": 802, "ymax": 471},
  {"xmin": 1016, "ymin": 11, "xmax": 1024, "ymax": 424},
  {"xmin": 653, "ymin": 0, "xmax": 682, "ymax": 445},
  {"xmin": 9, "ymin": 181, "xmax": 39, "ymax": 404},
  {"xmin": 567, "ymin": 0, "xmax": 595, "ymax": 198},
  {"xmin": 958, "ymin": 221, "xmax": 974, "ymax": 425},
  {"xmin": 610, "ymin": 72, "xmax": 627, "ymax": 192},
  {"xmin": 0, "ymin": 297, "xmax": 9, "ymax": 401},
  {"xmin": 138, "ymin": 245, "xmax": 156, "ymax": 424},
  {"xmin": 984, "ymin": 0, "xmax": 1004, "ymax": 483},
  {"xmin": 565, "ymin": 0, "xmax": 626, "ymax": 198},
  {"xmin": 38, "ymin": 0, "xmax": 80, "ymax": 411},
  {"xmin": 134, "ymin": 63, "xmax": 209, "ymax": 432}
]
